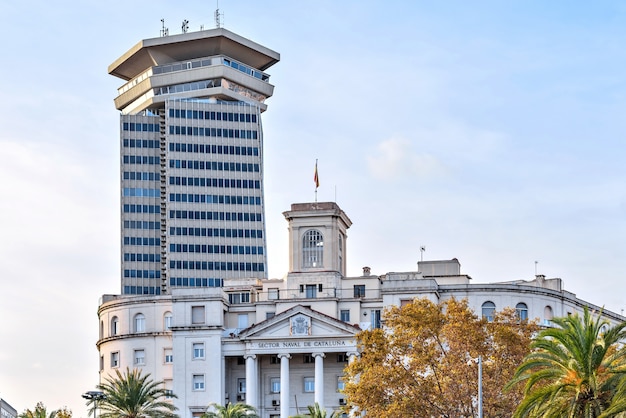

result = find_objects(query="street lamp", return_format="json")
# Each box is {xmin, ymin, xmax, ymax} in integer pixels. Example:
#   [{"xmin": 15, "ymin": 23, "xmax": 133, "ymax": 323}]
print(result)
[{"xmin": 82, "ymin": 391, "xmax": 106, "ymax": 418}]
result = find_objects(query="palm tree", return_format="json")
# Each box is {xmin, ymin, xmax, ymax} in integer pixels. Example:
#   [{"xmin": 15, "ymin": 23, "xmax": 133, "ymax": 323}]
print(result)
[
  {"xmin": 19, "ymin": 403, "xmax": 59, "ymax": 418},
  {"xmin": 86, "ymin": 367, "xmax": 178, "ymax": 418},
  {"xmin": 506, "ymin": 307, "xmax": 626, "ymax": 417},
  {"xmin": 201, "ymin": 403, "xmax": 258, "ymax": 418},
  {"xmin": 292, "ymin": 403, "xmax": 341, "ymax": 418}
]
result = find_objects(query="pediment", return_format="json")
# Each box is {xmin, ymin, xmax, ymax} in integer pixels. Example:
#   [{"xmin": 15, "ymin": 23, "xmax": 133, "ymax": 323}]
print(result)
[{"xmin": 238, "ymin": 305, "xmax": 359, "ymax": 341}]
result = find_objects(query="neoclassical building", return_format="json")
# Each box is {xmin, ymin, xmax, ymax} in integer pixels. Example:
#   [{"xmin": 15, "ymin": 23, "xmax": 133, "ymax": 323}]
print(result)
[{"xmin": 96, "ymin": 201, "xmax": 623, "ymax": 418}]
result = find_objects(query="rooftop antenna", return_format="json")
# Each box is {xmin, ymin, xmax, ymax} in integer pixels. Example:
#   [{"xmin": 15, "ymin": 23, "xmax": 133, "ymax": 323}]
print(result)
[
  {"xmin": 182, "ymin": 19, "xmax": 189, "ymax": 33},
  {"xmin": 420, "ymin": 246, "xmax": 426, "ymax": 262},
  {"xmin": 215, "ymin": 0, "xmax": 223, "ymax": 28},
  {"xmin": 160, "ymin": 19, "xmax": 169, "ymax": 37},
  {"xmin": 535, "ymin": 260, "xmax": 538, "ymax": 276}
]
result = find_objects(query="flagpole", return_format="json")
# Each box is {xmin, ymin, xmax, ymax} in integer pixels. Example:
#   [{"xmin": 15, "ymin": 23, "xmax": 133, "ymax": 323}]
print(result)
[{"xmin": 314, "ymin": 159, "xmax": 319, "ymax": 202}]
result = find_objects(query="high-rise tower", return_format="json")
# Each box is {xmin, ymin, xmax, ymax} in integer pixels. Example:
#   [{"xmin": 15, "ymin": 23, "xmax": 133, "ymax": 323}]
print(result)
[{"xmin": 109, "ymin": 28, "xmax": 279, "ymax": 295}]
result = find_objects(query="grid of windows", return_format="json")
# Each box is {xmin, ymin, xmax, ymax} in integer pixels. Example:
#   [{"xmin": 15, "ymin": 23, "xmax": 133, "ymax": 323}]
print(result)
[
  {"xmin": 168, "ymin": 125, "xmax": 258, "ymax": 139},
  {"xmin": 168, "ymin": 108, "xmax": 258, "ymax": 122},
  {"xmin": 169, "ymin": 176, "xmax": 260, "ymax": 189},
  {"xmin": 169, "ymin": 244, "xmax": 263, "ymax": 255},
  {"xmin": 170, "ymin": 261, "xmax": 265, "ymax": 272},
  {"xmin": 169, "ymin": 211, "xmax": 262, "ymax": 222},
  {"xmin": 169, "ymin": 226, "xmax": 263, "ymax": 238},
  {"xmin": 169, "ymin": 145, "xmax": 260, "ymax": 158},
  {"xmin": 169, "ymin": 277, "xmax": 223, "ymax": 287}
]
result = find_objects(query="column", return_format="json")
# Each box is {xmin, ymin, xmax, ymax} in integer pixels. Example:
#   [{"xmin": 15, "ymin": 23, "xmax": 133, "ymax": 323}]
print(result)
[
  {"xmin": 313, "ymin": 352, "xmax": 325, "ymax": 408},
  {"xmin": 244, "ymin": 354, "xmax": 257, "ymax": 410},
  {"xmin": 347, "ymin": 351, "xmax": 358, "ymax": 364},
  {"xmin": 278, "ymin": 353, "xmax": 291, "ymax": 418}
]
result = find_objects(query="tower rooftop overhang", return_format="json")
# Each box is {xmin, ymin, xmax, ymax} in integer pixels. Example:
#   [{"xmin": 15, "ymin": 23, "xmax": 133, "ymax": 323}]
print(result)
[{"xmin": 109, "ymin": 28, "xmax": 280, "ymax": 81}]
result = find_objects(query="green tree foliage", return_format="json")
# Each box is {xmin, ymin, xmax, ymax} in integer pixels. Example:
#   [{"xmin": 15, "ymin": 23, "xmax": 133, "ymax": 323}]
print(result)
[
  {"xmin": 506, "ymin": 307, "xmax": 626, "ymax": 417},
  {"xmin": 201, "ymin": 403, "xmax": 259, "ymax": 418},
  {"xmin": 19, "ymin": 403, "xmax": 69, "ymax": 418},
  {"xmin": 86, "ymin": 367, "xmax": 178, "ymax": 418},
  {"xmin": 291, "ymin": 402, "xmax": 341, "ymax": 418},
  {"xmin": 342, "ymin": 298, "xmax": 538, "ymax": 417}
]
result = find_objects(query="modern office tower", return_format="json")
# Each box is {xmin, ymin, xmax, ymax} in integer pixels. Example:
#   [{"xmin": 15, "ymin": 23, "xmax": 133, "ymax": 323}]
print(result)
[{"xmin": 108, "ymin": 28, "xmax": 280, "ymax": 295}]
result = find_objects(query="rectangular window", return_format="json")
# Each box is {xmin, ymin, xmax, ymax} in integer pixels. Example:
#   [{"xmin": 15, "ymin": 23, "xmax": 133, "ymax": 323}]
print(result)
[
  {"xmin": 191, "ymin": 306, "xmax": 205, "ymax": 324},
  {"xmin": 229, "ymin": 292, "xmax": 251, "ymax": 304},
  {"xmin": 193, "ymin": 343, "xmax": 205, "ymax": 359},
  {"xmin": 270, "ymin": 355, "xmax": 279, "ymax": 365},
  {"xmin": 238, "ymin": 378, "xmax": 246, "ymax": 394},
  {"xmin": 353, "ymin": 285, "xmax": 366, "ymax": 298},
  {"xmin": 193, "ymin": 374, "xmax": 205, "ymax": 391},
  {"xmin": 371, "ymin": 310, "xmax": 382, "ymax": 329},
  {"xmin": 164, "ymin": 348, "xmax": 173, "ymax": 364},
  {"xmin": 305, "ymin": 284, "xmax": 317, "ymax": 298},
  {"xmin": 270, "ymin": 377, "xmax": 280, "ymax": 393},
  {"xmin": 304, "ymin": 377, "xmax": 315, "ymax": 392},
  {"xmin": 337, "ymin": 353, "xmax": 348, "ymax": 363},
  {"xmin": 266, "ymin": 312, "xmax": 275, "ymax": 320},
  {"xmin": 337, "ymin": 376, "xmax": 346, "ymax": 391},
  {"xmin": 134, "ymin": 349, "xmax": 145, "ymax": 365},
  {"xmin": 340, "ymin": 310, "xmax": 350, "ymax": 322},
  {"xmin": 303, "ymin": 354, "xmax": 314, "ymax": 364},
  {"xmin": 111, "ymin": 351, "xmax": 119, "ymax": 368}
]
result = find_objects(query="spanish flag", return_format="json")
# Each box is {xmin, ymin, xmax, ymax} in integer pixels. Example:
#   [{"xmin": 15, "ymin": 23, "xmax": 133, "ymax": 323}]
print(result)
[{"xmin": 314, "ymin": 160, "xmax": 320, "ymax": 189}]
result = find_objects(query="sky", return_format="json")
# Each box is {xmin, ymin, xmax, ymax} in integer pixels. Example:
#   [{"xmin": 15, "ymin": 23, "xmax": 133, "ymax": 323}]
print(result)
[{"xmin": 1, "ymin": 0, "xmax": 626, "ymax": 415}]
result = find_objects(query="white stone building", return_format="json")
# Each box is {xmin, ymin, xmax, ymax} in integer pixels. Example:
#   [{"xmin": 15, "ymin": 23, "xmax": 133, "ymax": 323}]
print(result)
[{"xmin": 96, "ymin": 201, "xmax": 623, "ymax": 418}]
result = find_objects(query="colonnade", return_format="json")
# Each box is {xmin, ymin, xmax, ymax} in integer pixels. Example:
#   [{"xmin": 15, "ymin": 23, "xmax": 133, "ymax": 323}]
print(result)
[{"xmin": 243, "ymin": 351, "xmax": 357, "ymax": 418}]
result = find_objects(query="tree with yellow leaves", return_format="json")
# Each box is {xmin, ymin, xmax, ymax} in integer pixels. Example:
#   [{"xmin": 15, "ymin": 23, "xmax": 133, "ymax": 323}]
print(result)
[{"xmin": 342, "ymin": 298, "xmax": 538, "ymax": 417}]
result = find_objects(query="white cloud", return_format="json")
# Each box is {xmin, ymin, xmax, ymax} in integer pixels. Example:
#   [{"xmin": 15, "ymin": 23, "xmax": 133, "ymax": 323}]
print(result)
[{"xmin": 367, "ymin": 136, "xmax": 448, "ymax": 181}]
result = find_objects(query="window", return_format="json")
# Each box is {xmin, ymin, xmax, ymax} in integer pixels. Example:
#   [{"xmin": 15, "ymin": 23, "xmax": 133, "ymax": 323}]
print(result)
[
  {"xmin": 193, "ymin": 343, "xmax": 205, "ymax": 359},
  {"xmin": 371, "ymin": 309, "xmax": 382, "ymax": 329},
  {"xmin": 337, "ymin": 353, "xmax": 348, "ymax": 363},
  {"xmin": 191, "ymin": 306, "xmax": 205, "ymax": 324},
  {"xmin": 266, "ymin": 312, "xmax": 275, "ymax": 320},
  {"xmin": 544, "ymin": 305, "xmax": 554, "ymax": 326},
  {"xmin": 164, "ymin": 312, "xmax": 173, "ymax": 330},
  {"xmin": 164, "ymin": 348, "xmax": 173, "ymax": 364},
  {"xmin": 482, "ymin": 302, "xmax": 496, "ymax": 322},
  {"xmin": 340, "ymin": 310, "xmax": 350, "ymax": 322},
  {"xmin": 238, "ymin": 378, "xmax": 246, "ymax": 393},
  {"xmin": 302, "ymin": 229, "xmax": 324, "ymax": 268},
  {"xmin": 134, "ymin": 313, "xmax": 145, "ymax": 332},
  {"xmin": 516, "ymin": 303, "xmax": 528, "ymax": 321},
  {"xmin": 111, "ymin": 316, "xmax": 119, "ymax": 336},
  {"xmin": 305, "ymin": 284, "xmax": 317, "ymax": 299},
  {"xmin": 270, "ymin": 355, "xmax": 279, "ymax": 365},
  {"xmin": 134, "ymin": 349, "xmax": 145, "ymax": 365},
  {"xmin": 304, "ymin": 377, "xmax": 315, "ymax": 392},
  {"xmin": 353, "ymin": 285, "xmax": 366, "ymax": 298},
  {"xmin": 268, "ymin": 288, "xmax": 279, "ymax": 300},
  {"xmin": 100, "ymin": 355, "xmax": 104, "ymax": 371},
  {"xmin": 193, "ymin": 374, "xmax": 205, "ymax": 391},
  {"xmin": 303, "ymin": 354, "xmax": 314, "ymax": 364},
  {"xmin": 111, "ymin": 351, "xmax": 119, "ymax": 368},
  {"xmin": 270, "ymin": 377, "xmax": 280, "ymax": 393},
  {"xmin": 229, "ymin": 292, "xmax": 251, "ymax": 304},
  {"xmin": 337, "ymin": 376, "xmax": 346, "ymax": 391}
]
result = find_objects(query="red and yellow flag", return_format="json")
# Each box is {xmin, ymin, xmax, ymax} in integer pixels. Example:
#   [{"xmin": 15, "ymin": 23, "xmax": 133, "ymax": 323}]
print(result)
[{"xmin": 314, "ymin": 160, "xmax": 319, "ymax": 189}]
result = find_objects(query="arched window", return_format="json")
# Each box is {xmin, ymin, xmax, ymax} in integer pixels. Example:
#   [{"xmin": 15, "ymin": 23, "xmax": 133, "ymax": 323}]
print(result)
[
  {"xmin": 544, "ymin": 305, "xmax": 553, "ymax": 326},
  {"xmin": 302, "ymin": 229, "xmax": 324, "ymax": 268},
  {"xmin": 111, "ymin": 316, "xmax": 119, "ymax": 336},
  {"xmin": 164, "ymin": 312, "xmax": 173, "ymax": 330},
  {"xmin": 516, "ymin": 303, "xmax": 528, "ymax": 321},
  {"xmin": 482, "ymin": 301, "xmax": 496, "ymax": 322},
  {"xmin": 134, "ymin": 313, "xmax": 145, "ymax": 333}
]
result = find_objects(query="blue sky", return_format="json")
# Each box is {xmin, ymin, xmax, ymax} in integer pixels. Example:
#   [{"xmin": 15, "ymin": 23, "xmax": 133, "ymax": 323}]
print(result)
[{"xmin": 1, "ymin": 0, "xmax": 626, "ymax": 415}]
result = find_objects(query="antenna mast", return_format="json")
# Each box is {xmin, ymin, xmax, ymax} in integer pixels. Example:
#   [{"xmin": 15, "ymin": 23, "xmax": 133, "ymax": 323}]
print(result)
[
  {"xmin": 160, "ymin": 19, "xmax": 169, "ymax": 37},
  {"xmin": 215, "ymin": 0, "xmax": 223, "ymax": 28}
]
